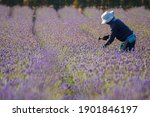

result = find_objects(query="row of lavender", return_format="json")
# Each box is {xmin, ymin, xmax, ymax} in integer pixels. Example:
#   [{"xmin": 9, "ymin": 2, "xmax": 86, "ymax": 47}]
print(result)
[{"xmin": 0, "ymin": 5, "xmax": 150, "ymax": 99}]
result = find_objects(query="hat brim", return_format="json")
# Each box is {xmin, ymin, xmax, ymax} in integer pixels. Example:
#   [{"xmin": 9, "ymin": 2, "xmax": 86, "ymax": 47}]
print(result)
[
  {"xmin": 101, "ymin": 20, "xmax": 107, "ymax": 24},
  {"xmin": 101, "ymin": 16, "xmax": 114, "ymax": 24}
]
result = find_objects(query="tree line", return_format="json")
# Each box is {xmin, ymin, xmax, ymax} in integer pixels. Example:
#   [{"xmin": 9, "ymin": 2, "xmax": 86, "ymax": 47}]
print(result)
[{"xmin": 0, "ymin": 0, "xmax": 150, "ymax": 10}]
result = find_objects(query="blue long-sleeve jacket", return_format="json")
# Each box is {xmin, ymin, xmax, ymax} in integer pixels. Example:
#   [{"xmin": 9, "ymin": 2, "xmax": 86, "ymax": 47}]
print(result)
[{"xmin": 105, "ymin": 18, "xmax": 133, "ymax": 46}]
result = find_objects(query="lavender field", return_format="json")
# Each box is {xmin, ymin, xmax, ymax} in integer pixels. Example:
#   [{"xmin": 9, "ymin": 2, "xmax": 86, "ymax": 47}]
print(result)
[{"xmin": 0, "ymin": 5, "xmax": 150, "ymax": 99}]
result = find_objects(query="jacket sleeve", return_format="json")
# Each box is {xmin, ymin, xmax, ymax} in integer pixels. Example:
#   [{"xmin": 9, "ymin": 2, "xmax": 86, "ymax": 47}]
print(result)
[{"xmin": 104, "ymin": 25, "xmax": 117, "ymax": 47}]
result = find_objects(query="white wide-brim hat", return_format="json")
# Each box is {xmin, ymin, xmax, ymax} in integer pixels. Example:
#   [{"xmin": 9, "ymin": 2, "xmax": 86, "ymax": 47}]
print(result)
[{"xmin": 101, "ymin": 10, "xmax": 114, "ymax": 24}]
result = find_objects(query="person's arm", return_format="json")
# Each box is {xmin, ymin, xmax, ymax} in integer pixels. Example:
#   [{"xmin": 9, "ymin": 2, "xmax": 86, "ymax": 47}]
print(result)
[
  {"xmin": 104, "ymin": 27, "xmax": 117, "ymax": 47},
  {"xmin": 103, "ymin": 35, "xmax": 110, "ymax": 40},
  {"xmin": 98, "ymin": 35, "xmax": 109, "ymax": 41}
]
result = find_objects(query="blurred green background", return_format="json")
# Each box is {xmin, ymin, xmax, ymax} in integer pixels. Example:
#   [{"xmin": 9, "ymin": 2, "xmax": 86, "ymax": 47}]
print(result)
[{"xmin": 0, "ymin": 0, "xmax": 150, "ymax": 10}]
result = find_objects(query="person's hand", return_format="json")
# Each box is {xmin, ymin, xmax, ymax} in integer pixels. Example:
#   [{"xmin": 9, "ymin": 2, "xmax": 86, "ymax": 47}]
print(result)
[
  {"xmin": 102, "ymin": 35, "xmax": 109, "ymax": 40},
  {"xmin": 101, "ymin": 44, "xmax": 107, "ymax": 49},
  {"xmin": 98, "ymin": 37, "xmax": 102, "ymax": 41}
]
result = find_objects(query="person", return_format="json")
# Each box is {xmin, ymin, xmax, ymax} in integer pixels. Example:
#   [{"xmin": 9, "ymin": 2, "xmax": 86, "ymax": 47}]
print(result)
[{"xmin": 99, "ymin": 10, "xmax": 136, "ymax": 52}]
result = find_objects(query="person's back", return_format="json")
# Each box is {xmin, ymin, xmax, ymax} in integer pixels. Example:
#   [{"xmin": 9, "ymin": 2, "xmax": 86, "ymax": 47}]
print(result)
[{"xmin": 109, "ymin": 19, "xmax": 133, "ymax": 42}]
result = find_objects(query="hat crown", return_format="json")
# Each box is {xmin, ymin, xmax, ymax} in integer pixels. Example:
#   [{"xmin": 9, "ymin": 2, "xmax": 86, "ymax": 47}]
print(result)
[{"xmin": 101, "ymin": 10, "xmax": 114, "ymax": 24}]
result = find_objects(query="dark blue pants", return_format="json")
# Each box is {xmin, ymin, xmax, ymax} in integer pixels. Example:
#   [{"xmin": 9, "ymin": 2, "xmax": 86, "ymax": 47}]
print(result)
[{"xmin": 120, "ymin": 40, "xmax": 136, "ymax": 52}]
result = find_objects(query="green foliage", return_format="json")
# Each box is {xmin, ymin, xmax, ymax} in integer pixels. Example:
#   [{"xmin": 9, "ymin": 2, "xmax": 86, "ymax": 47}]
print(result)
[
  {"xmin": 0, "ymin": 0, "xmax": 149, "ymax": 10},
  {"xmin": 1, "ymin": 0, "xmax": 23, "ymax": 6}
]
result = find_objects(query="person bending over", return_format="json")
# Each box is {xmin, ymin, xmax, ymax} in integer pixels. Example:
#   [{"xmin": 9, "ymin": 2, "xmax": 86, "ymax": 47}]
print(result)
[{"xmin": 99, "ymin": 10, "xmax": 136, "ymax": 52}]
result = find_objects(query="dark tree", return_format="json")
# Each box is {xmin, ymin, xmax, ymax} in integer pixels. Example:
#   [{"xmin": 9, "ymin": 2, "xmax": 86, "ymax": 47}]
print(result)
[
  {"xmin": 65, "ymin": 0, "xmax": 73, "ymax": 6},
  {"xmin": 47, "ymin": 0, "xmax": 53, "ymax": 6},
  {"xmin": 78, "ymin": 0, "xmax": 87, "ymax": 8},
  {"xmin": 1, "ymin": 0, "xmax": 23, "ymax": 16},
  {"xmin": 143, "ymin": 0, "xmax": 150, "ymax": 9}
]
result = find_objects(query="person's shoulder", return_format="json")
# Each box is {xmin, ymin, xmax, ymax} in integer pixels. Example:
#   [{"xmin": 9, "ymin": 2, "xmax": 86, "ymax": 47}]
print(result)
[
  {"xmin": 116, "ymin": 19, "xmax": 124, "ymax": 24},
  {"xmin": 115, "ymin": 18, "xmax": 121, "ymax": 23},
  {"xmin": 110, "ymin": 19, "xmax": 118, "ymax": 28}
]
